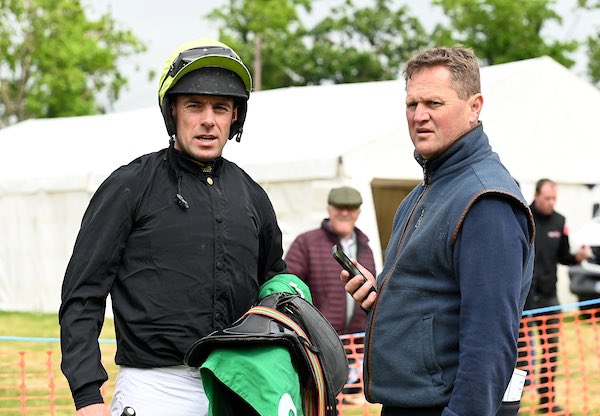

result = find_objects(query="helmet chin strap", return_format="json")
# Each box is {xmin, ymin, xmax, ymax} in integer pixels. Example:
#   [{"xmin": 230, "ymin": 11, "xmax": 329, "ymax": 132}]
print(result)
[
  {"xmin": 229, "ymin": 104, "xmax": 244, "ymax": 142},
  {"xmin": 231, "ymin": 128, "xmax": 243, "ymax": 142}
]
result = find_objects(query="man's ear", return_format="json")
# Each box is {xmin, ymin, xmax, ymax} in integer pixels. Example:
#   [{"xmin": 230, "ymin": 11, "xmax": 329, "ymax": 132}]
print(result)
[
  {"xmin": 469, "ymin": 93, "xmax": 483, "ymax": 124},
  {"xmin": 232, "ymin": 106, "xmax": 238, "ymax": 123}
]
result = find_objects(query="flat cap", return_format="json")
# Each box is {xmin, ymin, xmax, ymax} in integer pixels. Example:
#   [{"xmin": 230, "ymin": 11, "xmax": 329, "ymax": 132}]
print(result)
[{"xmin": 328, "ymin": 186, "xmax": 362, "ymax": 207}]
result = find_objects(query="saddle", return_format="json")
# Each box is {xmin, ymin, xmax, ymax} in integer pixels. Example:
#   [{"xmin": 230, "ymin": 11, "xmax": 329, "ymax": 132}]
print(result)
[{"xmin": 184, "ymin": 292, "xmax": 348, "ymax": 415}]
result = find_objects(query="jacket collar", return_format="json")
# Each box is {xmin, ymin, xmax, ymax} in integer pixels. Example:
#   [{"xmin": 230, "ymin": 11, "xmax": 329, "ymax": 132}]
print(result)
[
  {"xmin": 415, "ymin": 122, "xmax": 492, "ymax": 184},
  {"xmin": 175, "ymin": 149, "xmax": 223, "ymax": 176}
]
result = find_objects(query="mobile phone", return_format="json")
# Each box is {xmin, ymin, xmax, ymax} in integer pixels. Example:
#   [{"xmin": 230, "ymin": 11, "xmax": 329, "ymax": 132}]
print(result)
[{"xmin": 332, "ymin": 245, "xmax": 376, "ymax": 296}]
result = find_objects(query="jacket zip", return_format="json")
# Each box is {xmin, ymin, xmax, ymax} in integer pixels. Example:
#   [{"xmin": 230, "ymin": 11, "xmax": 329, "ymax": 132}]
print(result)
[{"xmin": 364, "ymin": 162, "xmax": 431, "ymax": 399}]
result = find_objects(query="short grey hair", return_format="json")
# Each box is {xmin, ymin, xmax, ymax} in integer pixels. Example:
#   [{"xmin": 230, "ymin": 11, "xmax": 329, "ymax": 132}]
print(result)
[{"xmin": 403, "ymin": 45, "xmax": 481, "ymax": 100}]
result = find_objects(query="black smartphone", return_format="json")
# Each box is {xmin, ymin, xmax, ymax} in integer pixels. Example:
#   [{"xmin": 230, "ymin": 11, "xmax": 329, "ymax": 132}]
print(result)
[{"xmin": 332, "ymin": 245, "xmax": 376, "ymax": 296}]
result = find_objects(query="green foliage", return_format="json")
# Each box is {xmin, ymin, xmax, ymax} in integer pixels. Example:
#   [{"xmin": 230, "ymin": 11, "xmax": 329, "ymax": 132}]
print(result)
[
  {"xmin": 578, "ymin": 0, "xmax": 600, "ymax": 8},
  {"xmin": 0, "ymin": 0, "xmax": 146, "ymax": 126},
  {"xmin": 588, "ymin": 32, "xmax": 600, "ymax": 86},
  {"xmin": 306, "ymin": 0, "xmax": 429, "ymax": 84},
  {"xmin": 208, "ymin": 0, "xmax": 428, "ymax": 90},
  {"xmin": 579, "ymin": 0, "xmax": 600, "ymax": 86},
  {"xmin": 208, "ymin": 0, "xmax": 312, "ymax": 90},
  {"xmin": 431, "ymin": 0, "xmax": 579, "ymax": 67}
]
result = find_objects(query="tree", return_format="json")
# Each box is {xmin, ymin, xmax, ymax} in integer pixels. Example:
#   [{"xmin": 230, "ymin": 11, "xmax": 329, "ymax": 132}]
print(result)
[
  {"xmin": 208, "ymin": 0, "xmax": 312, "ymax": 91},
  {"xmin": 431, "ymin": 0, "xmax": 578, "ymax": 67},
  {"xmin": 587, "ymin": 32, "xmax": 600, "ymax": 86},
  {"xmin": 0, "ymin": 0, "xmax": 146, "ymax": 127},
  {"xmin": 305, "ymin": 0, "xmax": 429, "ymax": 84},
  {"xmin": 578, "ymin": 0, "xmax": 600, "ymax": 86},
  {"xmin": 207, "ymin": 0, "xmax": 428, "ymax": 90}
]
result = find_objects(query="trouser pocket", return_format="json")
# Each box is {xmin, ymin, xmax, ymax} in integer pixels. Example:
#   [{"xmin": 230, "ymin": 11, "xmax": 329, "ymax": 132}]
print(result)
[{"xmin": 496, "ymin": 401, "xmax": 520, "ymax": 416}]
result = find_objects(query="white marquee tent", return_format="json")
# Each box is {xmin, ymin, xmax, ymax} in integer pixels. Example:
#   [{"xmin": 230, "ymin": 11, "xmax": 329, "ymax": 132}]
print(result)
[{"xmin": 1, "ymin": 56, "xmax": 600, "ymax": 312}]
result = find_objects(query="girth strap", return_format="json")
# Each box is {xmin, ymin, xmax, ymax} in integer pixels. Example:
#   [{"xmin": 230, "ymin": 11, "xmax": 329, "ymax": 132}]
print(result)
[{"xmin": 246, "ymin": 305, "xmax": 326, "ymax": 416}]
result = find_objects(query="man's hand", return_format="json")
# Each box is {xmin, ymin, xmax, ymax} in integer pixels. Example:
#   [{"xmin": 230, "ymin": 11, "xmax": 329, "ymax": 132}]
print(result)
[
  {"xmin": 339, "ymin": 260, "xmax": 377, "ymax": 310},
  {"xmin": 76, "ymin": 403, "xmax": 111, "ymax": 416},
  {"xmin": 575, "ymin": 244, "xmax": 593, "ymax": 263}
]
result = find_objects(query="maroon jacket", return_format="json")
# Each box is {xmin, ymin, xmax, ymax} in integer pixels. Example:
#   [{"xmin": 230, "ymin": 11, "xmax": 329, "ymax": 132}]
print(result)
[{"xmin": 284, "ymin": 219, "xmax": 376, "ymax": 334}]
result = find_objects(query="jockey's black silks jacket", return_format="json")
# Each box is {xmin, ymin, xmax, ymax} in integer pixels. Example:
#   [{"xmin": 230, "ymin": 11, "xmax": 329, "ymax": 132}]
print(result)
[{"xmin": 59, "ymin": 149, "xmax": 286, "ymax": 409}]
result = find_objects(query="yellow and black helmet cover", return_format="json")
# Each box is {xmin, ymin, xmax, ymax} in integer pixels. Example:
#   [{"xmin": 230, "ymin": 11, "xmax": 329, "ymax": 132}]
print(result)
[{"xmin": 158, "ymin": 38, "xmax": 252, "ymax": 141}]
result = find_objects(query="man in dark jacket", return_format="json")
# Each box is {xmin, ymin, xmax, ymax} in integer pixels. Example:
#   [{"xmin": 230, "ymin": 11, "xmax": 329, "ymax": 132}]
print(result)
[
  {"xmin": 528, "ymin": 178, "xmax": 592, "ymax": 307},
  {"xmin": 523, "ymin": 178, "xmax": 592, "ymax": 412},
  {"xmin": 285, "ymin": 186, "xmax": 376, "ymax": 335},
  {"xmin": 59, "ymin": 38, "xmax": 287, "ymax": 416},
  {"xmin": 285, "ymin": 186, "xmax": 376, "ymax": 403},
  {"xmin": 341, "ymin": 46, "xmax": 534, "ymax": 416}
]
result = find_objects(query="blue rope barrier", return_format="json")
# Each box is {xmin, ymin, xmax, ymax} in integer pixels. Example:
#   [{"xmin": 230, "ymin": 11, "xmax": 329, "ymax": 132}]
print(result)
[
  {"xmin": 522, "ymin": 297, "xmax": 600, "ymax": 316},
  {"xmin": 1, "ymin": 299, "xmax": 599, "ymax": 343},
  {"xmin": 0, "ymin": 336, "xmax": 116, "ymax": 344}
]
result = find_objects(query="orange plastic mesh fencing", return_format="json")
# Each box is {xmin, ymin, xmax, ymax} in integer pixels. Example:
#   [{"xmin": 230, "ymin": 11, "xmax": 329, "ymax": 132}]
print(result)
[
  {"xmin": 336, "ymin": 308, "xmax": 600, "ymax": 415},
  {"xmin": 517, "ymin": 307, "xmax": 600, "ymax": 415},
  {"xmin": 0, "ymin": 307, "xmax": 599, "ymax": 415},
  {"xmin": 0, "ymin": 344, "xmax": 118, "ymax": 416}
]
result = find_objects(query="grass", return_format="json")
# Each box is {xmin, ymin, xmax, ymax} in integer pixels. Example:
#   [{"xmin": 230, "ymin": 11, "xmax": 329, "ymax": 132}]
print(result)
[
  {"xmin": 519, "ymin": 313, "xmax": 600, "ymax": 415},
  {"xmin": 0, "ymin": 311, "xmax": 117, "ymax": 416},
  {"xmin": 339, "ymin": 404, "xmax": 382, "ymax": 415},
  {"xmin": 1, "ymin": 310, "xmax": 599, "ymax": 415},
  {"xmin": 0, "ymin": 311, "xmax": 380, "ymax": 415}
]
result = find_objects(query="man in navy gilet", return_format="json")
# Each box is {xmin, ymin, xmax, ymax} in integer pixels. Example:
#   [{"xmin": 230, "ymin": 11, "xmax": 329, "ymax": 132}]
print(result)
[{"xmin": 340, "ymin": 46, "xmax": 535, "ymax": 416}]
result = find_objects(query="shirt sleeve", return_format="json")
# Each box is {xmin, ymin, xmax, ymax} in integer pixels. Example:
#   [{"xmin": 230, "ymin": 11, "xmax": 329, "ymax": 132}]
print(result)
[
  {"xmin": 59, "ymin": 171, "xmax": 136, "ymax": 408},
  {"xmin": 445, "ymin": 195, "xmax": 531, "ymax": 416}
]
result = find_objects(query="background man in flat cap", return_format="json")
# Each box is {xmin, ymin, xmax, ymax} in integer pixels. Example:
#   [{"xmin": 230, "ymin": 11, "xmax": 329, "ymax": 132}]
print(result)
[
  {"xmin": 285, "ymin": 186, "xmax": 376, "ymax": 335},
  {"xmin": 285, "ymin": 186, "xmax": 376, "ymax": 402}
]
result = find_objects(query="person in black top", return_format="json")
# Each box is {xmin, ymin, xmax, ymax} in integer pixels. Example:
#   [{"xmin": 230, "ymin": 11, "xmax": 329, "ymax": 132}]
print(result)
[
  {"xmin": 59, "ymin": 38, "xmax": 287, "ymax": 416},
  {"xmin": 521, "ymin": 178, "xmax": 592, "ymax": 413},
  {"xmin": 528, "ymin": 179, "xmax": 592, "ymax": 306}
]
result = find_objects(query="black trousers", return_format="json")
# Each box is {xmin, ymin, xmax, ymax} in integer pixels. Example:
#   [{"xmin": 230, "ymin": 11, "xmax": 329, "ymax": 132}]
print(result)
[
  {"xmin": 381, "ymin": 406, "xmax": 445, "ymax": 416},
  {"xmin": 381, "ymin": 401, "xmax": 520, "ymax": 416}
]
